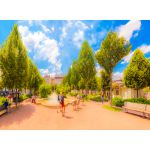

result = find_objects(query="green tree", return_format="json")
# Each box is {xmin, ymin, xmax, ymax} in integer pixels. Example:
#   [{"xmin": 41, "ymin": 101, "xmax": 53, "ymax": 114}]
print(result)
[
  {"xmin": 100, "ymin": 69, "xmax": 110, "ymax": 92},
  {"xmin": 70, "ymin": 60, "xmax": 80, "ymax": 89},
  {"xmin": 95, "ymin": 31, "xmax": 131, "ymax": 104},
  {"xmin": 123, "ymin": 49, "xmax": 150, "ymax": 98},
  {"xmin": 27, "ymin": 58, "xmax": 43, "ymax": 95},
  {"xmin": 0, "ymin": 24, "xmax": 28, "ymax": 91},
  {"xmin": 78, "ymin": 78, "xmax": 85, "ymax": 92},
  {"xmin": 96, "ymin": 76, "xmax": 101, "ymax": 91},
  {"xmin": 39, "ymin": 83, "xmax": 52, "ymax": 98},
  {"xmin": 62, "ymin": 68, "xmax": 72, "ymax": 89},
  {"xmin": 78, "ymin": 40, "xmax": 96, "ymax": 91},
  {"xmin": 87, "ymin": 77, "xmax": 98, "ymax": 90}
]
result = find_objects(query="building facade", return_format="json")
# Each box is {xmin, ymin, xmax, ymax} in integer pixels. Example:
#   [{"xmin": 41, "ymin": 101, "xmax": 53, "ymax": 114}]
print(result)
[
  {"xmin": 112, "ymin": 79, "xmax": 145, "ymax": 99},
  {"xmin": 43, "ymin": 75, "xmax": 64, "ymax": 85}
]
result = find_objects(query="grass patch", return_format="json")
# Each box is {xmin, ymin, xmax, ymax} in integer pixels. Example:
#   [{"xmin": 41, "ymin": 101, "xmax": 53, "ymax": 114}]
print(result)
[{"xmin": 103, "ymin": 105, "xmax": 121, "ymax": 112}]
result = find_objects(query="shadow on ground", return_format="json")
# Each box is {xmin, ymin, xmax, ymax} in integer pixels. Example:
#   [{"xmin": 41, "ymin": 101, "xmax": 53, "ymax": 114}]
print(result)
[{"xmin": 0, "ymin": 104, "xmax": 35, "ymax": 128}]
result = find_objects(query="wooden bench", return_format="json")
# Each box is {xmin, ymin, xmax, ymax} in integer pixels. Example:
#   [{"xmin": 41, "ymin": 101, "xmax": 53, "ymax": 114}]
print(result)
[{"xmin": 123, "ymin": 102, "xmax": 150, "ymax": 118}]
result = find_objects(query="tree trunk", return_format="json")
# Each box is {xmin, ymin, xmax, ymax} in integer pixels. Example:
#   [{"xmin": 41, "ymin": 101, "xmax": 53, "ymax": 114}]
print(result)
[
  {"xmin": 137, "ymin": 89, "xmax": 139, "ymax": 98},
  {"xmin": 109, "ymin": 73, "xmax": 112, "ymax": 106}
]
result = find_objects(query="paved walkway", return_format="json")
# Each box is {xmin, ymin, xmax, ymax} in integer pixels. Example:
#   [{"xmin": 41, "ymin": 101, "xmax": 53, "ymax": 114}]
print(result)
[{"xmin": 0, "ymin": 101, "xmax": 150, "ymax": 130}]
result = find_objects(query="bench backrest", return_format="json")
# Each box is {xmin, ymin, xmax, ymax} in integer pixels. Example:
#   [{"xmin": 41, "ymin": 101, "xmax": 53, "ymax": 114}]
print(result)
[{"xmin": 124, "ymin": 102, "xmax": 146, "ymax": 111}]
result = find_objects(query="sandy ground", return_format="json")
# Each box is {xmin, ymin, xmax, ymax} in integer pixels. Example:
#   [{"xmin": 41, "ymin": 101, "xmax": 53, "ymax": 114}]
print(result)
[{"xmin": 0, "ymin": 100, "xmax": 150, "ymax": 130}]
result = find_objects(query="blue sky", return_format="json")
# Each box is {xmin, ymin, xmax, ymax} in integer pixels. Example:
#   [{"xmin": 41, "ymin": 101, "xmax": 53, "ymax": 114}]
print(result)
[{"xmin": 0, "ymin": 20, "xmax": 150, "ymax": 79}]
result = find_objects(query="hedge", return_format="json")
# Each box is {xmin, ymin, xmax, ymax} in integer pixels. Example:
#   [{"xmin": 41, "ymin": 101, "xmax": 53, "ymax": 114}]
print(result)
[
  {"xmin": 86, "ymin": 94, "xmax": 108, "ymax": 102},
  {"xmin": 124, "ymin": 98, "xmax": 150, "ymax": 105},
  {"xmin": 112, "ymin": 97, "xmax": 150, "ymax": 107}
]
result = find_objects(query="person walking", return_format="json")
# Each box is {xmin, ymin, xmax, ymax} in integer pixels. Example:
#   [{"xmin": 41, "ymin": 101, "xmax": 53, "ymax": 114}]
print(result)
[
  {"xmin": 101, "ymin": 90, "xmax": 104, "ymax": 104},
  {"xmin": 60, "ymin": 93, "xmax": 65, "ymax": 117},
  {"xmin": 31, "ymin": 95, "xmax": 36, "ymax": 104},
  {"xmin": 76, "ymin": 94, "xmax": 81, "ymax": 109},
  {"xmin": 3, "ymin": 99, "xmax": 9, "ymax": 113},
  {"xmin": 57, "ymin": 92, "xmax": 61, "ymax": 113}
]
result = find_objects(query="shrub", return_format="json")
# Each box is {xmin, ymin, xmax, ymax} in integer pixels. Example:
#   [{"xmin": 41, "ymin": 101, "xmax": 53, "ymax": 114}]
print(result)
[
  {"xmin": 69, "ymin": 92, "xmax": 78, "ymax": 97},
  {"xmin": 0, "ymin": 97, "xmax": 10, "ymax": 107},
  {"xmin": 86, "ymin": 94, "xmax": 108, "ymax": 102},
  {"xmin": 112, "ymin": 97, "xmax": 124, "ymax": 107},
  {"xmin": 124, "ymin": 98, "xmax": 150, "ymax": 105},
  {"xmin": 19, "ymin": 94, "xmax": 29, "ymax": 101},
  {"xmin": 26, "ymin": 93, "xmax": 32, "ymax": 98},
  {"xmin": 112, "ymin": 97, "xmax": 150, "ymax": 107},
  {"xmin": 39, "ymin": 84, "xmax": 52, "ymax": 98}
]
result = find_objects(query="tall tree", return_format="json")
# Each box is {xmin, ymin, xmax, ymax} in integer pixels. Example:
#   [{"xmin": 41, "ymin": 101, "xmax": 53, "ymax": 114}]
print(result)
[
  {"xmin": 0, "ymin": 24, "xmax": 28, "ymax": 91},
  {"xmin": 70, "ymin": 60, "xmax": 80, "ymax": 89},
  {"xmin": 95, "ymin": 31, "xmax": 131, "ymax": 105},
  {"xmin": 100, "ymin": 69, "xmax": 110, "ymax": 92},
  {"xmin": 78, "ymin": 78, "xmax": 85, "ymax": 92},
  {"xmin": 78, "ymin": 40, "xmax": 96, "ymax": 91},
  {"xmin": 123, "ymin": 49, "xmax": 150, "ymax": 98},
  {"xmin": 62, "ymin": 68, "xmax": 72, "ymax": 88},
  {"xmin": 87, "ymin": 76, "xmax": 98, "ymax": 90},
  {"xmin": 28, "ymin": 58, "xmax": 43, "ymax": 95}
]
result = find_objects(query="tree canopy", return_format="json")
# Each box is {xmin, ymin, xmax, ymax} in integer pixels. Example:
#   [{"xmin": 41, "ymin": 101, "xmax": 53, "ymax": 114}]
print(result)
[
  {"xmin": 78, "ymin": 40, "xmax": 96, "ymax": 90},
  {"xmin": 27, "ymin": 58, "xmax": 43, "ymax": 94},
  {"xmin": 0, "ymin": 23, "xmax": 43, "ymax": 95},
  {"xmin": 123, "ymin": 49, "xmax": 150, "ymax": 98},
  {"xmin": 0, "ymin": 24, "xmax": 29, "ymax": 90},
  {"xmin": 95, "ymin": 31, "xmax": 131, "ymax": 104}
]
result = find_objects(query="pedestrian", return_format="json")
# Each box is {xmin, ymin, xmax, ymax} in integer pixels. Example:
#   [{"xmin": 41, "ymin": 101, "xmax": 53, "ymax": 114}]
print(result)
[
  {"xmin": 101, "ymin": 90, "xmax": 104, "ymax": 104},
  {"xmin": 3, "ymin": 99, "xmax": 9, "ymax": 113},
  {"xmin": 31, "ymin": 95, "xmax": 36, "ymax": 104},
  {"xmin": 60, "ymin": 93, "xmax": 65, "ymax": 116},
  {"xmin": 76, "ymin": 94, "xmax": 81, "ymax": 109},
  {"xmin": 57, "ymin": 92, "xmax": 61, "ymax": 113}
]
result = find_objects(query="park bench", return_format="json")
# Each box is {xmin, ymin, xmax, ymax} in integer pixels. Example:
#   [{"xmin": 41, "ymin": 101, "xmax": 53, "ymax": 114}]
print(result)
[{"xmin": 123, "ymin": 102, "xmax": 150, "ymax": 118}]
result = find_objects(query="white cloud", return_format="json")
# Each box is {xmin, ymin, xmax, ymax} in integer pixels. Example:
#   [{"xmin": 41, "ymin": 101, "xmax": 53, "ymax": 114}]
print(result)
[
  {"xmin": 113, "ymin": 72, "xmax": 123, "ymax": 80},
  {"xmin": 117, "ymin": 20, "xmax": 141, "ymax": 41},
  {"xmin": 139, "ymin": 44, "xmax": 150, "ymax": 54},
  {"xmin": 121, "ymin": 44, "xmax": 150, "ymax": 64},
  {"xmin": 51, "ymin": 27, "xmax": 55, "ymax": 32},
  {"xmin": 90, "ymin": 24, "xmax": 94, "ymax": 29},
  {"xmin": 60, "ymin": 21, "xmax": 73, "ymax": 39},
  {"xmin": 19, "ymin": 25, "xmax": 62, "ymax": 74},
  {"xmin": 40, "ymin": 24, "xmax": 51, "ymax": 33},
  {"xmin": 40, "ymin": 68, "xmax": 49, "ymax": 75},
  {"xmin": 73, "ymin": 30, "xmax": 84, "ymax": 48},
  {"xmin": 60, "ymin": 21, "xmax": 89, "ymax": 46},
  {"xmin": 121, "ymin": 51, "xmax": 134, "ymax": 64}
]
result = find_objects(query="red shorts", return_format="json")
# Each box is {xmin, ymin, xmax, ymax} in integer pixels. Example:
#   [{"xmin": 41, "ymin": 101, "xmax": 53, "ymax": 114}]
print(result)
[{"xmin": 61, "ymin": 101, "xmax": 64, "ymax": 107}]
